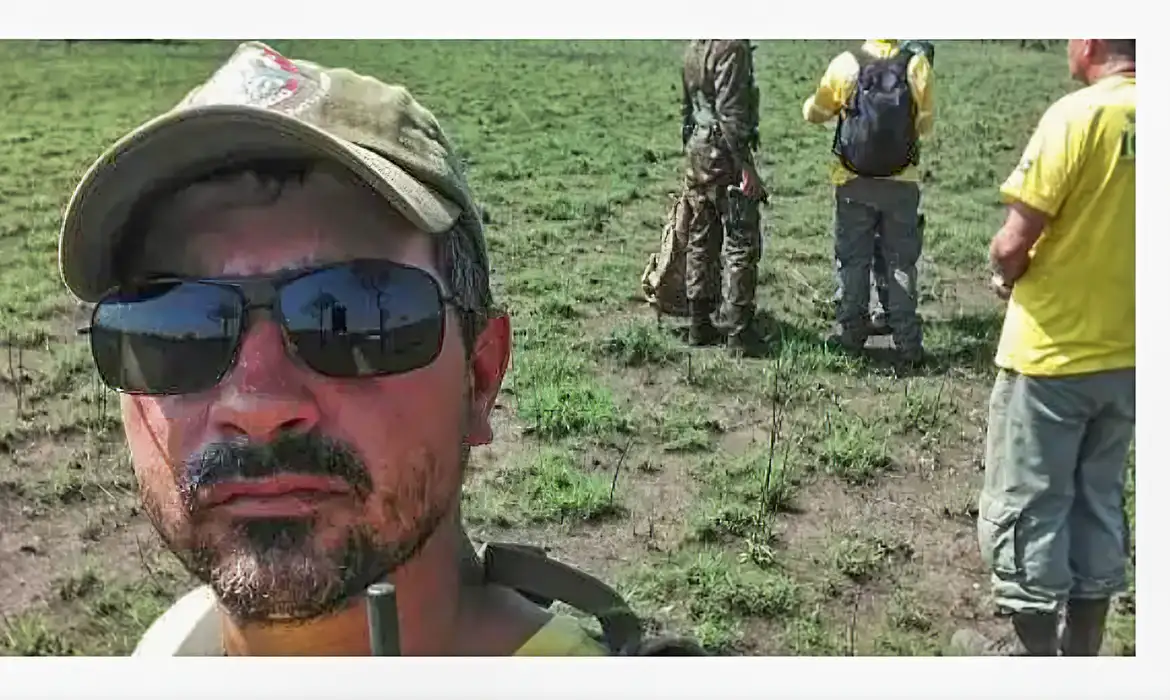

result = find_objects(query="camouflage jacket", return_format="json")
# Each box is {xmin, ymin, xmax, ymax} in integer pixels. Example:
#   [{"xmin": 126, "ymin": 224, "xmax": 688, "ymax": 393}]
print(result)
[{"xmin": 680, "ymin": 40, "xmax": 760, "ymax": 171}]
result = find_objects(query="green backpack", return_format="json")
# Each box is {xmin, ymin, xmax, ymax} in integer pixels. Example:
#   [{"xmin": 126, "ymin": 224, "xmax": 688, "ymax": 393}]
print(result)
[
  {"xmin": 465, "ymin": 539, "xmax": 708, "ymax": 656},
  {"xmin": 365, "ymin": 535, "xmax": 707, "ymax": 656}
]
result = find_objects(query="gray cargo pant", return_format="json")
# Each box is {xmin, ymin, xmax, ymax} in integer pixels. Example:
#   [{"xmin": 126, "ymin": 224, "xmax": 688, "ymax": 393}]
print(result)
[
  {"xmin": 872, "ymin": 210, "xmax": 925, "ymax": 321},
  {"xmin": 832, "ymin": 177, "xmax": 922, "ymax": 351},
  {"xmin": 979, "ymin": 367, "xmax": 1135, "ymax": 615}
]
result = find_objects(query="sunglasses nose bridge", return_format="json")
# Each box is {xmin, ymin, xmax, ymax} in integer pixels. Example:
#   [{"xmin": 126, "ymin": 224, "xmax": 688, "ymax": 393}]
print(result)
[
  {"xmin": 226, "ymin": 315, "xmax": 307, "ymax": 388},
  {"xmin": 207, "ymin": 317, "xmax": 323, "ymax": 442}
]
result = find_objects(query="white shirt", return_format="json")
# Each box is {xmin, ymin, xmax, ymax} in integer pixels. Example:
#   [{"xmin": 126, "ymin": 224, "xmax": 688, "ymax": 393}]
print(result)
[{"xmin": 133, "ymin": 586, "xmax": 224, "ymax": 656}]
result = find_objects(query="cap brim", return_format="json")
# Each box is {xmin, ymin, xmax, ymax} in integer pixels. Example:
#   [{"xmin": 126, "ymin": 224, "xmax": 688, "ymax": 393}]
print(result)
[{"xmin": 59, "ymin": 105, "xmax": 462, "ymax": 302}]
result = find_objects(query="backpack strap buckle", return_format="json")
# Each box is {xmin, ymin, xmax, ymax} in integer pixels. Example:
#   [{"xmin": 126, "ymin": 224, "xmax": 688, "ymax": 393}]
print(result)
[{"xmin": 472, "ymin": 541, "xmax": 644, "ymax": 655}]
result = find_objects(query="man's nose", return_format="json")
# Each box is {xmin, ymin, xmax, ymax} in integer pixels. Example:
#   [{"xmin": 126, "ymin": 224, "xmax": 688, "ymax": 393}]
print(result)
[{"xmin": 207, "ymin": 319, "xmax": 321, "ymax": 441}]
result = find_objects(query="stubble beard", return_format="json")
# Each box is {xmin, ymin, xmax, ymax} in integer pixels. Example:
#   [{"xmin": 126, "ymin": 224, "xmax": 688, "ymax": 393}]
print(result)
[
  {"xmin": 154, "ymin": 444, "xmax": 466, "ymax": 625},
  {"xmin": 146, "ymin": 373, "xmax": 477, "ymax": 624}
]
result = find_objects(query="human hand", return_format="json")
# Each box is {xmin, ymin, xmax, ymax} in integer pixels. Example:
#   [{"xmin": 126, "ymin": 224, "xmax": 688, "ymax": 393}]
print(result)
[
  {"xmin": 740, "ymin": 166, "xmax": 767, "ymax": 202},
  {"xmin": 990, "ymin": 273, "xmax": 1013, "ymax": 301}
]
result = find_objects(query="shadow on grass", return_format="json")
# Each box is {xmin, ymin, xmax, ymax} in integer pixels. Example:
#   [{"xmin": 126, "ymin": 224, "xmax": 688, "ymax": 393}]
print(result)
[
  {"xmin": 861, "ymin": 311, "xmax": 1001, "ymax": 378},
  {"xmin": 645, "ymin": 306, "xmax": 1000, "ymax": 380},
  {"xmin": 757, "ymin": 308, "xmax": 1001, "ymax": 379},
  {"xmin": 755, "ymin": 309, "xmax": 825, "ymax": 352},
  {"xmin": 919, "ymin": 311, "xmax": 1002, "ymax": 375}
]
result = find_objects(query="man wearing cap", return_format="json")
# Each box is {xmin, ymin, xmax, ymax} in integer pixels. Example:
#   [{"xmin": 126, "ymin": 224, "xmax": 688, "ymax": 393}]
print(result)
[{"xmin": 59, "ymin": 41, "xmax": 615, "ymax": 656}]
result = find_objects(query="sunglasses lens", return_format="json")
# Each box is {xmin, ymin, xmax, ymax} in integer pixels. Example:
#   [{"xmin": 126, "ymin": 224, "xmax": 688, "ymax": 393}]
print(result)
[
  {"xmin": 90, "ymin": 282, "xmax": 243, "ymax": 394},
  {"xmin": 281, "ymin": 261, "xmax": 446, "ymax": 378}
]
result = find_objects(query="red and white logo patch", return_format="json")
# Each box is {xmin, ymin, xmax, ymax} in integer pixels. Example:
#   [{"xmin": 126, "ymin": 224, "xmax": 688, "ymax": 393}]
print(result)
[
  {"xmin": 246, "ymin": 45, "xmax": 300, "ymax": 107},
  {"xmin": 184, "ymin": 42, "xmax": 325, "ymax": 115}
]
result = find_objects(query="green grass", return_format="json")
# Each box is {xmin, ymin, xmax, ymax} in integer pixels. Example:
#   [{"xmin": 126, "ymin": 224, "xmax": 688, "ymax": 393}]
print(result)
[
  {"xmin": 464, "ymin": 449, "xmax": 625, "ymax": 527},
  {"xmin": 597, "ymin": 321, "xmax": 682, "ymax": 368},
  {"xmin": 2, "ymin": 563, "xmax": 187, "ymax": 656},
  {"xmin": 510, "ymin": 349, "xmax": 631, "ymax": 440},
  {"xmin": 0, "ymin": 39, "xmax": 1136, "ymax": 657},
  {"xmin": 817, "ymin": 409, "xmax": 894, "ymax": 486},
  {"xmin": 827, "ymin": 531, "xmax": 914, "ymax": 585},
  {"xmin": 623, "ymin": 550, "xmax": 803, "ymax": 653}
]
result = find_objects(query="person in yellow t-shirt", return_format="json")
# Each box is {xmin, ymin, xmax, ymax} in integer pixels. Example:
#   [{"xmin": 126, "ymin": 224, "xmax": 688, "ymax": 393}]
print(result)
[
  {"xmin": 951, "ymin": 39, "xmax": 1136, "ymax": 658},
  {"xmin": 802, "ymin": 39, "xmax": 935, "ymax": 363}
]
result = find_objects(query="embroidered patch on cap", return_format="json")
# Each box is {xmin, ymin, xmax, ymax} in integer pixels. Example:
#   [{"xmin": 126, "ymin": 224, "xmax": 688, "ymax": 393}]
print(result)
[{"xmin": 180, "ymin": 42, "xmax": 327, "ymax": 116}]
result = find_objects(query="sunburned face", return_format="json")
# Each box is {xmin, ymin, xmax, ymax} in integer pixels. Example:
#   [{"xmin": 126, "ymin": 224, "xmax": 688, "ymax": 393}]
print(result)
[{"xmin": 116, "ymin": 167, "xmax": 484, "ymax": 622}]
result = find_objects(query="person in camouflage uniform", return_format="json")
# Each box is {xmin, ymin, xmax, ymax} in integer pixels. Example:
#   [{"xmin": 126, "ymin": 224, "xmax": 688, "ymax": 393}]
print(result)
[{"xmin": 678, "ymin": 39, "xmax": 768, "ymax": 355}]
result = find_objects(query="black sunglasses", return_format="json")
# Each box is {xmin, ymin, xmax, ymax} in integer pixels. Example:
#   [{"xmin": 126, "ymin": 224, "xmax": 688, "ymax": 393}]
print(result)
[{"xmin": 80, "ymin": 259, "xmax": 464, "ymax": 396}]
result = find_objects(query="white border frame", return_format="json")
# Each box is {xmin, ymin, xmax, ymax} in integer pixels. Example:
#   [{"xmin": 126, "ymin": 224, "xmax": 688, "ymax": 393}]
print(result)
[{"xmin": 0, "ymin": 0, "xmax": 1160, "ymax": 697}]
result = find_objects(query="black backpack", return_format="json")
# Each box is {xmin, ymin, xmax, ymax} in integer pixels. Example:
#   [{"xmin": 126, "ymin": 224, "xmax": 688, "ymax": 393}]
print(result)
[{"xmin": 832, "ymin": 49, "xmax": 919, "ymax": 178}]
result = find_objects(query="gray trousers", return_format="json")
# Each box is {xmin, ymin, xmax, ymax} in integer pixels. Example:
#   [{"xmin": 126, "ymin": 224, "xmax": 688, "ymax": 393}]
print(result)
[
  {"xmin": 832, "ymin": 178, "xmax": 922, "ymax": 350},
  {"xmin": 979, "ymin": 368, "xmax": 1135, "ymax": 615},
  {"xmin": 873, "ymin": 211, "xmax": 925, "ymax": 318}
]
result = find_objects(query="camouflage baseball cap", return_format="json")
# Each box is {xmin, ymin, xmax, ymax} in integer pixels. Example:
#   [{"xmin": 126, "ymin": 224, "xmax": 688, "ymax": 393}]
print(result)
[{"xmin": 59, "ymin": 41, "xmax": 483, "ymax": 302}]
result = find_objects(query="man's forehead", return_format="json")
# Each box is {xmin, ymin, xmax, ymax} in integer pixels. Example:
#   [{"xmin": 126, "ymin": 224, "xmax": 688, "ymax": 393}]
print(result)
[{"xmin": 130, "ymin": 164, "xmax": 423, "ymax": 277}]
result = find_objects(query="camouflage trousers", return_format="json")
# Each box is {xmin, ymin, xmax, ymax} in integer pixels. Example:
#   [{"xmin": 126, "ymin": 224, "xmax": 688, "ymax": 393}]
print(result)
[
  {"xmin": 680, "ymin": 174, "xmax": 762, "ymax": 335},
  {"xmin": 832, "ymin": 177, "xmax": 922, "ymax": 351}
]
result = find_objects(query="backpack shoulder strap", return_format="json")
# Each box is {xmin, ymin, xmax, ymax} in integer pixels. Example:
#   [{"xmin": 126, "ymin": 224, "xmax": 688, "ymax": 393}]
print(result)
[
  {"xmin": 849, "ymin": 47, "xmax": 884, "ymax": 69},
  {"xmin": 838, "ymin": 48, "xmax": 870, "ymax": 122},
  {"xmin": 895, "ymin": 47, "xmax": 915, "ymax": 70},
  {"xmin": 468, "ymin": 540, "xmax": 645, "ymax": 655}
]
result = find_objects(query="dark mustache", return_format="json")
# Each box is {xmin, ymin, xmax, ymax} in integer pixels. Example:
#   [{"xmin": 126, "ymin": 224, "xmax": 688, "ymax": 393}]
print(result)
[{"xmin": 180, "ymin": 430, "xmax": 373, "ymax": 511}]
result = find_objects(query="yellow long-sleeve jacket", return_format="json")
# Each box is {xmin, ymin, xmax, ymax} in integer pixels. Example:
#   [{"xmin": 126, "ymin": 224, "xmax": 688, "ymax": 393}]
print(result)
[{"xmin": 802, "ymin": 39, "xmax": 935, "ymax": 186}]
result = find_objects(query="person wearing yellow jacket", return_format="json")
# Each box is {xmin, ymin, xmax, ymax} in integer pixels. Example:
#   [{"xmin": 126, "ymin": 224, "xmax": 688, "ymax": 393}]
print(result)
[{"xmin": 802, "ymin": 39, "xmax": 935, "ymax": 364}]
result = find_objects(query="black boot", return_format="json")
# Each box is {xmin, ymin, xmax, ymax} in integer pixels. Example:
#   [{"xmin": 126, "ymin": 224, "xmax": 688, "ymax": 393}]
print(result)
[
  {"xmin": 1011, "ymin": 611, "xmax": 1060, "ymax": 655},
  {"xmin": 727, "ymin": 324, "xmax": 766, "ymax": 357},
  {"xmin": 1060, "ymin": 598, "xmax": 1111, "ymax": 656},
  {"xmin": 724, "ymin": 306, "xmax": 765, "ymax": 357},
  {"xmin": 950, "ymin": 611, "xmax": 1059, "ymax": 656},
  {"xmin": 688, "ymin": 300, "xmax": 719, "ymax": 347}
]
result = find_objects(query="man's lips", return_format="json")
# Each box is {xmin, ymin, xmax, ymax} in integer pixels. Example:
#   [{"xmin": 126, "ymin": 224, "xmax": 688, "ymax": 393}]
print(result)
[{"xmin": 197, "ymin": 475, "xmax": 353, "ymax": 516}]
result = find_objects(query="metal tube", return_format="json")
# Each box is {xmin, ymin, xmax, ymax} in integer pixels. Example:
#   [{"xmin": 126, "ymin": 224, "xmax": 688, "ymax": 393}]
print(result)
[{"xmin": 365, "ymin": 582, "xmax": 401, "ymax": 656}]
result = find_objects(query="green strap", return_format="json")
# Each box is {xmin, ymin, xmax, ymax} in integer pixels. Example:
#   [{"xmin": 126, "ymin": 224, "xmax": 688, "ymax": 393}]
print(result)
[{"xmin": 461, "ymin": 537, "xmax": 644, "ymax": 655}]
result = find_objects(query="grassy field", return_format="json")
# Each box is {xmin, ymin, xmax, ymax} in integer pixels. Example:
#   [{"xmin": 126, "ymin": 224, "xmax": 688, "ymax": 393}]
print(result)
[{"xmin": 0, "ymin": 39, "xmax": 1135, "ymax": 656}]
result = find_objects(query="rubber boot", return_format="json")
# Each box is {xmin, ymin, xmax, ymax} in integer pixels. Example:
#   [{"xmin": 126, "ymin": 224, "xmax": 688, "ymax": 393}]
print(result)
[
  {"xmin": 949, "ymin": 612, "xmax": 1059, "ymax": 656},
  {"xmin": 727, "ymin": 323, "xmax": 766, "ymax": 358},
  {"xmin": 688, "ymin": 300, "xmax": 720, "ymax": 347},
  {"xmin": 1011, "ymin": 611, "xmax": 1060, "ymax": 655},
  {"xmin": 895, "ymin": 343, "xmax": 926, "ymax": 368},
  {"xmin": 825, "ymin": 325, "xmax": 867, "ymax": 354},
  {"xmin": 1060, "ymin": 599, "xmax": 1111, "ymax": 656},
  {"xmin": 722, "ymin": 305, "xmax": 763, "ymax": 357}
]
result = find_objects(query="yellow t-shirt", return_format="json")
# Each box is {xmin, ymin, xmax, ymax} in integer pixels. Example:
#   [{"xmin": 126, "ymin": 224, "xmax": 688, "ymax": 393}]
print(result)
[
  {"xmin": 801, "ymin": 40, "xmax": 936, "ymax": 186},
  {"xmin": 994, "ymin": 73, "xmax": 1136, "ymax": 377},
  {"xmin": 131, "ymin": 585, "xmax": 608, "ymax": 656}
]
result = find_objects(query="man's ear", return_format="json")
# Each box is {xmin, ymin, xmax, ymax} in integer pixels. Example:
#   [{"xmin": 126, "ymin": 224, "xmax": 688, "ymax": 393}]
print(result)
[{"xmin": 464, "ymin": 314, "xmax": 511, "ymax": 446}]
